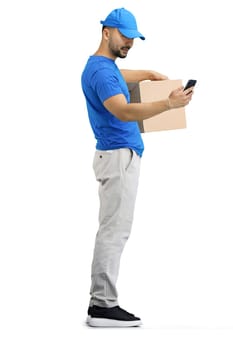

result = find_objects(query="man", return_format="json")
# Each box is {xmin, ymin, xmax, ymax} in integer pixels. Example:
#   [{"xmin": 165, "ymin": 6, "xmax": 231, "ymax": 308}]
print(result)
[{"xmin": 81, "ymin": 7, "xmax": 194, "ymax": 328}]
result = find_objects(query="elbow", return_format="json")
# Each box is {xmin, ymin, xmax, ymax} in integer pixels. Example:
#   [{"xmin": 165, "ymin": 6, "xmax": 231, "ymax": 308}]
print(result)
[
  {"xmin": 115, "ymin": 111, "xmax": 133, "ymax": 122},
  {"xmin": 117, "ymin": 115, "xmax": 130, "ymax": 122}
]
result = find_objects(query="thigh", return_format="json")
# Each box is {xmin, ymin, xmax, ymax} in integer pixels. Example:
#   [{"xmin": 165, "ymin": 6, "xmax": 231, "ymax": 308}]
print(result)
[
  {"xmin": 93, "ymin": 148, "xmax": 133, "ymax": 183},
  {"xmin": 93, "ymin": 149, "xmax": 141, "ymax": 220}
]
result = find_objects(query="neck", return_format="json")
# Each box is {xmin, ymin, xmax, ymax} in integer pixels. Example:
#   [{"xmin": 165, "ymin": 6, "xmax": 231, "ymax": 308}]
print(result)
[{"xmin": 94, "ymin": 43, "xmax": 116, "ymax": 60}]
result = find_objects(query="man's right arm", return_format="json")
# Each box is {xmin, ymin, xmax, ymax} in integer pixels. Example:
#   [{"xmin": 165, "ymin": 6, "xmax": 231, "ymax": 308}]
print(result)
[{"xmin": 103, "ymin": 87, "xmax": 194, "ymax": 122}]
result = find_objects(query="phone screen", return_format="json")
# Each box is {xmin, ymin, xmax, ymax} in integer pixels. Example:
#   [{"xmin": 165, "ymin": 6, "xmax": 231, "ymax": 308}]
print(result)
[{"xmin": 184, "ymin": 79, "xmax": 197, "ymax": 91}]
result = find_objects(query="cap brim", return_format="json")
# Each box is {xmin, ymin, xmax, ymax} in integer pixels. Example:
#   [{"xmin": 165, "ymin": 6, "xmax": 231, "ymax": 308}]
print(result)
[{"xmin": 118, "ymin": 28, "xmax": 145, "ymax": 40}]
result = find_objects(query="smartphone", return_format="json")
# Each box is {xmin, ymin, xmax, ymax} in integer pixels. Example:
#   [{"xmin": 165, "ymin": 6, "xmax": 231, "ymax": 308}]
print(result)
[{"xmin": 184, "ymin": 79, "xmax": 197, "ymax": 92}]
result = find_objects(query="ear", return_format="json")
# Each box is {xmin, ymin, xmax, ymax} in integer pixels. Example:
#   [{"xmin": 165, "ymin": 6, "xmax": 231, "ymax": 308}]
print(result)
[{"xmin": 102, "ymin": 27, "xmax": 110, "ymax": 40}]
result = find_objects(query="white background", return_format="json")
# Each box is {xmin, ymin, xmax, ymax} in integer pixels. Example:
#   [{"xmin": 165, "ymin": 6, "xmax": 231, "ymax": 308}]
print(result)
[{"xmin": 1, "ymin": 0, "xmax": 233, "ymax": 349}]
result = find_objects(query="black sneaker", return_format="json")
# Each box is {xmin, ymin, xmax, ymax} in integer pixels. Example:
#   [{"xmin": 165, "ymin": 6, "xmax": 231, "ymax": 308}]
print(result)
[{"xmin": 86, "ymin": 305, "xmax": 142, "ymax": 327}]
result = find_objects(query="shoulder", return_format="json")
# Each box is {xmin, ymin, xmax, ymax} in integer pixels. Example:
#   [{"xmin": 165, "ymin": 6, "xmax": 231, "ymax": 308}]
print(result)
[
  {"xmin": 82, "ymin": 56, "xmax": 122, "ymax": 91},
  {"xmin": 86, "ymin": 56, "xmax": 117, "ymax": 75}
]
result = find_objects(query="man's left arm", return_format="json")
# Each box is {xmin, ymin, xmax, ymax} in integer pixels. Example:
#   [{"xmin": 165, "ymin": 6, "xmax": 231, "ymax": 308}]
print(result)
[{"xmin": 120, "ymin": 69, "xmax": 168, "ymax": 83}]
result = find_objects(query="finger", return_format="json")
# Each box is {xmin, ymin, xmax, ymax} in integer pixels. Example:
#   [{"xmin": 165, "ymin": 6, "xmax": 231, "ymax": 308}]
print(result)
[
  {"xmin": 174, "ymin": 86, "xmax": 183, "ymax": 93},
  {"xmin": 155, "ymin": 74, "xmax": 168, "ymax": 80},
  {"xmin": 184, "ymin": 87, "xmax": 194, "ymax": 95},
  {"xmin": 186, "ymin": 93, "xmax": 193, "ymax": 104}
]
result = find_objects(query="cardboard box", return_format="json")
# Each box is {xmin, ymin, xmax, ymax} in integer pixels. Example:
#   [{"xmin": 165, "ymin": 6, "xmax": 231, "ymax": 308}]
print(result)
[{"xmin": 128, "ymin": 80, "xmax": 186, "ymax": 133}]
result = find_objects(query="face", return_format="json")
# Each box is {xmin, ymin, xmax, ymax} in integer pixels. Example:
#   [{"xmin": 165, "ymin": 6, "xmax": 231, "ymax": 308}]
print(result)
[{"xmin": 105, "ymin": 28, "xmax": 134, "ymax": 59}]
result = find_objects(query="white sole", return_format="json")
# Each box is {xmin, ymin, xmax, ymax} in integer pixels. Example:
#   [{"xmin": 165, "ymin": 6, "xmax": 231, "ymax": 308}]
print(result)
[{"xmin": 86, "ymin": 316, "xmax": 142, "ymax": 328}]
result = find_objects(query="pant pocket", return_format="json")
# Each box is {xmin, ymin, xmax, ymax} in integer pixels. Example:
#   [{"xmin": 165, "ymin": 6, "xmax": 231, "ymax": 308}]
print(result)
[
  {"xmin": 125, "ymin": 148, "xmax": 134, "ymax": 171},
  {"xmin": 93, "ymin": 150, "xmax": 113, "ymax": 181}
]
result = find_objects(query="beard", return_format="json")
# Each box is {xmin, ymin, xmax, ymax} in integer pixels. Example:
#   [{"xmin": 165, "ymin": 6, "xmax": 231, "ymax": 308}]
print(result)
[{"xmin": 109, "ymin": 43, "xmax": 131, "ymax": 58}]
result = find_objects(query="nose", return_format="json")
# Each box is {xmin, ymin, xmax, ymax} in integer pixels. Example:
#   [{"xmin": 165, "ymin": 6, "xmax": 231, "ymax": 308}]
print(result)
[{"xmin": 125, "ymin": 37, "xmax": 134, "ymax": 47}]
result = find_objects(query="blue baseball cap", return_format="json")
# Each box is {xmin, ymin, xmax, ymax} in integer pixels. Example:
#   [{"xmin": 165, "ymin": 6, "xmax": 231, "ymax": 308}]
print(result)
[{"xmin": 100, "ymin": 8, "xmax": 145, "ymax": 40}]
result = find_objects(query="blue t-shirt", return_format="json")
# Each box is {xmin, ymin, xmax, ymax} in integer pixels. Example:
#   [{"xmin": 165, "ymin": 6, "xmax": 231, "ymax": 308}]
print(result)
[{"xmin": 81, "ymin": 56, "xmax": 144, "ymax": 157}]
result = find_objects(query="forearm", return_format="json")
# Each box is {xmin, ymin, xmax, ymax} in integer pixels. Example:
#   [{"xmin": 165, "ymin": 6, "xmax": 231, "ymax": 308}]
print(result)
[
  {"xmin": 121, "ymin": 100, "xmax": 170, "ymax": 121},
  {"xmin": 120, "ymin": 69, "xmax": 156, "ymax": 83},
  {"xmin": 104, "ymin": 95, "xmax": 170, "ymax": 122}
]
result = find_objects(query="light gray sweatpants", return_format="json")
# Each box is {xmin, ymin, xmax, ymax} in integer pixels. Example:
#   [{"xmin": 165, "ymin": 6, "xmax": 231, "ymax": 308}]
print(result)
[{"xmin": 90, "ymin": 148, "xmax": 141, "ymax": 307}]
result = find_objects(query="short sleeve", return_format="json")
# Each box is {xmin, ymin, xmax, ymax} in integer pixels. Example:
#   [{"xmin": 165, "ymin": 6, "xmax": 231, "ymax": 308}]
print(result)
[{"xmin": 93, "ymin": 68, "xmax": 123, "ymax": 103}]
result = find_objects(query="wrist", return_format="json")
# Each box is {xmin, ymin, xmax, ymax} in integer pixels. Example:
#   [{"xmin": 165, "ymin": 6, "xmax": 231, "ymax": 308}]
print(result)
[{"xmin": 167, "ymin": 97, "xmax": 172, "ymax": 110}]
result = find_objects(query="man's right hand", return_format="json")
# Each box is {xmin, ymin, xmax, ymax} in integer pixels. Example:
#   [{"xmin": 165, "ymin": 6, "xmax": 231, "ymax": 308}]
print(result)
[{"xmin": 168, "ymin": 86, "xmax": 194, "ymax": 109}]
